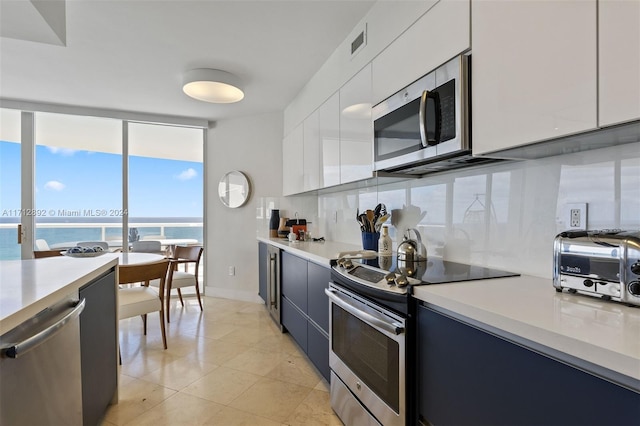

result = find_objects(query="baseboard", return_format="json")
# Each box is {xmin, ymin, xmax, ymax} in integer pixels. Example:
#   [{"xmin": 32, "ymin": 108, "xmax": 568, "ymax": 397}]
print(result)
[{"xmin": 204, "ymin": 286, "xmax": 263, "ymax": 304}]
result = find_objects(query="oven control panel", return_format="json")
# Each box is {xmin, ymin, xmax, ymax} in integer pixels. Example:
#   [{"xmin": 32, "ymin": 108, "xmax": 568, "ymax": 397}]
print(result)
[{"xmin": 334, "ymin": 257, "xmax": 421, "ymax": 294}]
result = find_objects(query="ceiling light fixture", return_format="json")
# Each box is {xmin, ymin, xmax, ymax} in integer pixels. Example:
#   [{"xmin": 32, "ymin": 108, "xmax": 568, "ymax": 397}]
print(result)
[{"xmin": 182, "ymin": 69, "xmax": 244, "ymax": 104}]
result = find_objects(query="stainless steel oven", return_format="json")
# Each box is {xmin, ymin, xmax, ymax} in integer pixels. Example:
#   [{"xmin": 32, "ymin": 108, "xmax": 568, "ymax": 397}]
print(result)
[
  {"xmin": 373, "ymin": 55, "xmax": 471, "ymax": 175},
  {"xmin": 326, "ymin": 282, "xmax": 406, "ymax": 426}
]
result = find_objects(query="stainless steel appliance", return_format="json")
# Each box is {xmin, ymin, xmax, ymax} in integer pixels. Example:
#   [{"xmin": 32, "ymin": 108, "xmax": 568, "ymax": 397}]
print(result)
[
  {"xmin": 553, "ymin": 229, "xmax": 640, "ymax": 306},
  {"xmin": 327, "ymin": 254, "xmax": 518, "ymax": 425},
  {"xmin": 373, "ymin": 55, "xmax": 497, "ymax": 175},
  {"xmin": 266, "ymin": 244, "xmax": 282, "ymax": 327},
  {"xmin": 0, "ymin": 292, "xmax": 85, "ymax": 425}
]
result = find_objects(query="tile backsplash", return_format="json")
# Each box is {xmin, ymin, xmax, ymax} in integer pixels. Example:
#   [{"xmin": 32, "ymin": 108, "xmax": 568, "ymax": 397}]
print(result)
[{"xmin": 261, "ymin": 142, "xmax": 639, "ymax": 279}]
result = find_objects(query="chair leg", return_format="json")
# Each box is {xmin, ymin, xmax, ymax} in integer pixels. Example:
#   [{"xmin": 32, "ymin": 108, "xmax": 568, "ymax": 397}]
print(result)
[
  {"xmin": 143, "ymin": 314, "xmax": 148, "ymax": 335},
  {"xmin": 159, "ymin": 310, "xmax": 167, "ymax": 350},
  {"xmin": 194, "ymin": 283, "xmax": 203, "ymax": 311},
  {"xmin": 166, "ymin": 288, "xmax": 171, "ymax": 323},
  {"xmin": 177, "ymin": 288, "xmax": 184, "ymax": 306}
]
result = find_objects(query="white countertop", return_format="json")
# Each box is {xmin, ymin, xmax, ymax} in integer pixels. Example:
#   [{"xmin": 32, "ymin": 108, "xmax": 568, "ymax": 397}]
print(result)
[
  {"xmin": 413, "ymin": 275, "xmax": 640, "ymax": 382},
  {"xmin": 257, "ymin": 237, "xmax": 362, "ymax": 265},
  {"xmin": 0, "ymin": 254, "xmax": 119, "ymax": 335},
  {"xmin": 258, "ymin": 237, "xmax": 640, "ymax": 383}
]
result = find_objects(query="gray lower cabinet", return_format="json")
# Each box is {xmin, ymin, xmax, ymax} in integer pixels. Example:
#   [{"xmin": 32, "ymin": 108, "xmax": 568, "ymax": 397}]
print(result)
[
  {"xmin": 281, "ymin": 250, "xmax": 330, "ymax": 381},
  {"xmin": 79, "ymin": 269, "xmax": 118, "ymax": 426},
  {"xmin": 417, "ymin": 302, "xmax": 640, "ymax": 425}
]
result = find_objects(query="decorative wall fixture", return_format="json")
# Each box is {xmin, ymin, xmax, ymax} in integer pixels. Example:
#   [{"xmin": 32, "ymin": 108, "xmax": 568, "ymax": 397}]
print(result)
[{"xmin": 218, "ymin": 170, "xmax": 251, "ymax": 208}]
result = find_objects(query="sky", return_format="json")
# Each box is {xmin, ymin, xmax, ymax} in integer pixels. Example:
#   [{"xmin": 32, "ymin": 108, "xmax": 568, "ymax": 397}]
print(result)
[{"xmin": 0, "ymin": 141, "xmax": 203, "ymax": 219}]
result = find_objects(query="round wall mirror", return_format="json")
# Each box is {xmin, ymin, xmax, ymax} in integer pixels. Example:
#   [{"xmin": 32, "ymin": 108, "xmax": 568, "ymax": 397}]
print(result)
[{"xmin": 218, "ymin": 171, "xmax": 251, "ymax": 208}]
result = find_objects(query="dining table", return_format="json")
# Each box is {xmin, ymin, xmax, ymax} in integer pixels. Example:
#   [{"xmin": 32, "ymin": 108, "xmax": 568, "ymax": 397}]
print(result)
[{"xmin": 116, "ymin": 252, "xmax": 165, "ymax": 265}]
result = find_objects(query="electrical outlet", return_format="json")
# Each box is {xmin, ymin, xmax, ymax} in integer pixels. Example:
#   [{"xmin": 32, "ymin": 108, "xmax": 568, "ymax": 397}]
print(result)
[
  {"xmin": 566, "ymin": 203, "xmax": 587, "ymax": 229},
  {"xmin": 228, "ymin": 266, "xmax": 235, "ymax": 276}
]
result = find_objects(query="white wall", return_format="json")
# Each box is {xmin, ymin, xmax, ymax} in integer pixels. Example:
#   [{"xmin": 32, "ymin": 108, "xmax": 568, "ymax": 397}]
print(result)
[
  {"xmin": 205, "ymin": 111, "xmax": 283, "ymax": 302},
  {"xmin": 314, "ymin": 142, "xmax": 640, "ymax": 279}
]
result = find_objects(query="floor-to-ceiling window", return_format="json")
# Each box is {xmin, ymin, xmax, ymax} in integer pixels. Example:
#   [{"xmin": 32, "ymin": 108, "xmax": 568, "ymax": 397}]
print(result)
[
  {"xmin": 34, "ymin": 112, "xmax": 123, "ymax": 251},
  {"xmin": 128, "ymin": 122, "xmax": 203, "ymax": 245},
  {"xmin": 0, "ymin": 106, "xmax": 205, "ymax": 261}
]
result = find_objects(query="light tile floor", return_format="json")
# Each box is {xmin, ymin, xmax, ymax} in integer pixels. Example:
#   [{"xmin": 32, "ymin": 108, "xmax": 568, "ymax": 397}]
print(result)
[{"xmin": 103, "ymin": 296, "xmax": 343, "ymax": 426}]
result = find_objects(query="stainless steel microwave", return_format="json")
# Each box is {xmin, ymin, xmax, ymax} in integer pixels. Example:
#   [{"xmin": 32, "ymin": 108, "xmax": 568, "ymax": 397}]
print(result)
[{"xmin": 373, "ymin": 55, "xmax": 472, "ymax": 174}]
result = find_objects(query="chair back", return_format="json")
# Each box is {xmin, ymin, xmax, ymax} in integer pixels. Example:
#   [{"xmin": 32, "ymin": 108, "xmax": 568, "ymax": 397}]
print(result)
[
  {"xmin": 33, "ymin": 250, "xmax": 63, "ymax": 258},
  {"xmin": 35, "ymin": 239, "xmax": 50, "ymax": 250},
  {"xmin": 173, "ymin": 246, "xmax": 203, "ymax": 274},
  {"xmin": 131, "ymin": 240, "xmax": 162, "ymax": 253},
  {"xmin": 77, "ymin": 241, "xmax": 109, "ymax": 250},
  {"xmin": 119, "ymin": 259, "xmax": 169, "ymax": 290},
  {"xmin": 174, "ymin": 245, "xmax": 203, "ymax": 262}
]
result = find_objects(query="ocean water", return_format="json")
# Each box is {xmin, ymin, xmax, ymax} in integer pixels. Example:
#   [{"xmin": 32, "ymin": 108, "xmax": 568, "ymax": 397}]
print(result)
[{"xmin": 0, "ymin": 217, "xmax": 203, "ymax": 260}]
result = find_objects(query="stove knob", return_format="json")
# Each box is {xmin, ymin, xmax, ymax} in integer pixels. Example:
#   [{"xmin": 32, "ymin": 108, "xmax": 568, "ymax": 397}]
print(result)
[
  {"xmin": 343, "ymin": 259, "xmax": 353, "ymax": 269},
  {"xmin": 583, "ymin": 279, "xmax": 594, "ymax": 288},
  {"xmin": 631, "ymin": 261, "xmax": 640, "ymax": 275},
  {"xmin": 395, "ymin": 274, "xmax": 409, "ymax": 288},
  {"xmin": 628, "ymin": 281, "xmax": 640, "ymax": 297},
  {"xmin": 385, "ymin": 273, "xmax": 396, "ymax": 284}
]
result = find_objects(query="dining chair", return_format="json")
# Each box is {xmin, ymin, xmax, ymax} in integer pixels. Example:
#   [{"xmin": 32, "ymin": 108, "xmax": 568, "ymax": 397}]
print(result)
[
  {"xmin": 35, "ymin": 239, "xmax": 51, "ymax": 250},
  {"xmin": 131, "ymin": 240, "xmax": 162, "ymax": 253},
  {"xmin": 118, "ymin": 259, "xmax": 170, "ymax": 351},
  {"xmin": 77, "ymin": 241, "xmax": 109, "ymax": 251},
  {"xmin": 154, "ymin": 246, "xmax": 203, "ymax": 323},
  {"xmin": 33, "ymin": 250, "xmax": 63, "ymax": 258}
]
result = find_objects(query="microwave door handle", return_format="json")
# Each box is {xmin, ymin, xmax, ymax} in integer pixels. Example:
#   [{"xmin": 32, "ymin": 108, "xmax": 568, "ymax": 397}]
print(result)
[
  {"xmin": 419, "ymin": 90, "xmax": 442, "ymax": 147},
  {"xmin": 419, "ymin": 90, "xmax": 429, "ymax": 148}
]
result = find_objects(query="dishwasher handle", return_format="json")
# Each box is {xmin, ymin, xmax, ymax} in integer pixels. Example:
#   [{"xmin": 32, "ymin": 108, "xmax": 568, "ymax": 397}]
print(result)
[{"xmin": 2, "ymin": 298, "xmax": 86, "ymax": 359}]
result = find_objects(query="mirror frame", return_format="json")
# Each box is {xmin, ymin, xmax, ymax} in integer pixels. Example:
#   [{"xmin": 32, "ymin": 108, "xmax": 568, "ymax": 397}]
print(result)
[{"xmin": 218, "ymin": 170, "xmax": 251, "ymax": 208}]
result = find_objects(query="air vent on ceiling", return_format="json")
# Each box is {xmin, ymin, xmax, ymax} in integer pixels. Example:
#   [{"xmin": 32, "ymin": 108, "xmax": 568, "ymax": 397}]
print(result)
[{"xmin": 350, "ymin": 24, "xmax": 367, "ymax": 59}]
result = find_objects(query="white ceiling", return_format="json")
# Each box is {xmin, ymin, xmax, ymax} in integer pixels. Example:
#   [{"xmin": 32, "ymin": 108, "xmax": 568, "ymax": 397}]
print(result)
[{"xmin": 0, "ymin": 0, "xmax": 375, "ymax": 123}]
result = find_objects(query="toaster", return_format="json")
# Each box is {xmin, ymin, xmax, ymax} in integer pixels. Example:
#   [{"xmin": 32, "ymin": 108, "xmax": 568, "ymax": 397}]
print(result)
[{"xmin": 553, "ymin": 230, "xmax": 640, "ymax": 306}]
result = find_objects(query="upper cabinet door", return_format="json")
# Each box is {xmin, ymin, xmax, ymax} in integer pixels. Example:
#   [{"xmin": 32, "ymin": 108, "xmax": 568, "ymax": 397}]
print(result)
[
  {"xmin": 472, "ymin": 0, "xmax": 597, "ymax": 156},
  {"xmin": 303, "ymin": 110, "xmax": 320, "ymax": 191},
  {"xmin": 282, "ymin": 124, "xmax": 304, "ymax": 196},
  {"xmin": 599, "ymin": 0, "xmax": 640, "ymax": 127},
  {"xmin": 340, "ymin": 63, "xmax": 373, "ymax": 184},
  {"xmin": 372, "ymin": 0, "xmax": 467, "ymax": 106},
  {"xmin": 319, "ymin": 92, "xmax": 340, "ymax": 188}
]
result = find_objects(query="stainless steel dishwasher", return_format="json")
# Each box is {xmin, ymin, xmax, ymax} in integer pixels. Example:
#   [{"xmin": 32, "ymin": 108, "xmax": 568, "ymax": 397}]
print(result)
[{"xmin": 0, "ymin": 291, "xmax": 85, "ymax": 425}]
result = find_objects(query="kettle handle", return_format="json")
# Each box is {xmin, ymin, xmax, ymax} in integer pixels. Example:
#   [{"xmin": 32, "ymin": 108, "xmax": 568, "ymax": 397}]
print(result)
[{"xmin": 407, "ymin": 228, "xmax": 422, "ymax": 244}]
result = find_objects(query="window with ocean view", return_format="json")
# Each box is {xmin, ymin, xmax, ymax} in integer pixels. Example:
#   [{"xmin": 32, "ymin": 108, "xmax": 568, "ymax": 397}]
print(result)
[{"xmin": 0, "ymin": 109, "xmax": 204, "ymax": 260}]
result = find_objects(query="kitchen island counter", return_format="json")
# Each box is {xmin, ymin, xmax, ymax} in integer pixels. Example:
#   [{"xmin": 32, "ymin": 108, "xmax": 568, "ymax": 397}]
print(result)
[
  {"xmin": 413, "ymin": 275, "xmax": 640, "ymax": 386},
  {"xmin": 0, "ymin": 254, "xmax": 118, "ymax": 334}
]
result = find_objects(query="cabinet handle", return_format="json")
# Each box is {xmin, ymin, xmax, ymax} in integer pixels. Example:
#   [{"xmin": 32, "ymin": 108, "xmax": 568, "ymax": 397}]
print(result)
[{"xmin": 269, "ymin": 254, "xmax": 277, "ymax": 308}]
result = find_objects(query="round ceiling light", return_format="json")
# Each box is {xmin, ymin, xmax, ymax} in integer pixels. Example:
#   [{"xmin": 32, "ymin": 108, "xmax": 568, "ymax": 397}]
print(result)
[{"xmin": 182, "ymin": 69, "xmax": 244, "ymax": 103}]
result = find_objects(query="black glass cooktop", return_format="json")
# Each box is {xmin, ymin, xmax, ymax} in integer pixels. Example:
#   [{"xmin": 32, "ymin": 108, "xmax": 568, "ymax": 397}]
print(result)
[{"xmin": 358, "ymin": 256, "xmax": 519, "ymax": 285}]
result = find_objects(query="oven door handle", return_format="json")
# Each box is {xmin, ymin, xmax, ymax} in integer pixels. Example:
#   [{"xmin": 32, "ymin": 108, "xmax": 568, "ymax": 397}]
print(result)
[{"xmin": 325, "ymin": 288, "xmax": 405, "ymax": 335}]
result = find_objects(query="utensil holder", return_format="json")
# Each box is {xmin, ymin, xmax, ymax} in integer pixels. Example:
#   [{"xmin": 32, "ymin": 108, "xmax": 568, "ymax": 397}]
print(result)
[{"xmin": 361, "ymin": 232, "xmax": 380, "ymax": 251}]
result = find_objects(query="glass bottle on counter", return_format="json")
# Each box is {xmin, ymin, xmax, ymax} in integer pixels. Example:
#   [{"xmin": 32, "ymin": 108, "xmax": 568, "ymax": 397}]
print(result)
[{"xmin": 378, "ymin": 226, "xmax": 392, "ymax": 256}]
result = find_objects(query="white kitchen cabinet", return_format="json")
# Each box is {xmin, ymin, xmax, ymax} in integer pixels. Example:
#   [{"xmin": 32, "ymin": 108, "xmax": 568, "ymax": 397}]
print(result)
[
  {"xmin": 371, "ymin": 0, "xmax": 467, "ymax": 106},
  {"xmin": 340, "ymin": 63, "xmax": 373, "ymax": 184},
  {"xmin": 282, "ymin": 124, "xmax": 304, "ymax": 196},
  {"xmin": 303, "ymin": 110, "xmax": 320, "ymax": 191},
  {"xmin": 319, "ymin": 92, "xmax": 340, "ymax": 188},
  {"xmin": 472, "ymin": 0, "xmax": 598, "ymax": 156},
  {"xmin": 599, "ymin": 0, "xmax": 640, "ymax": 127}
]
